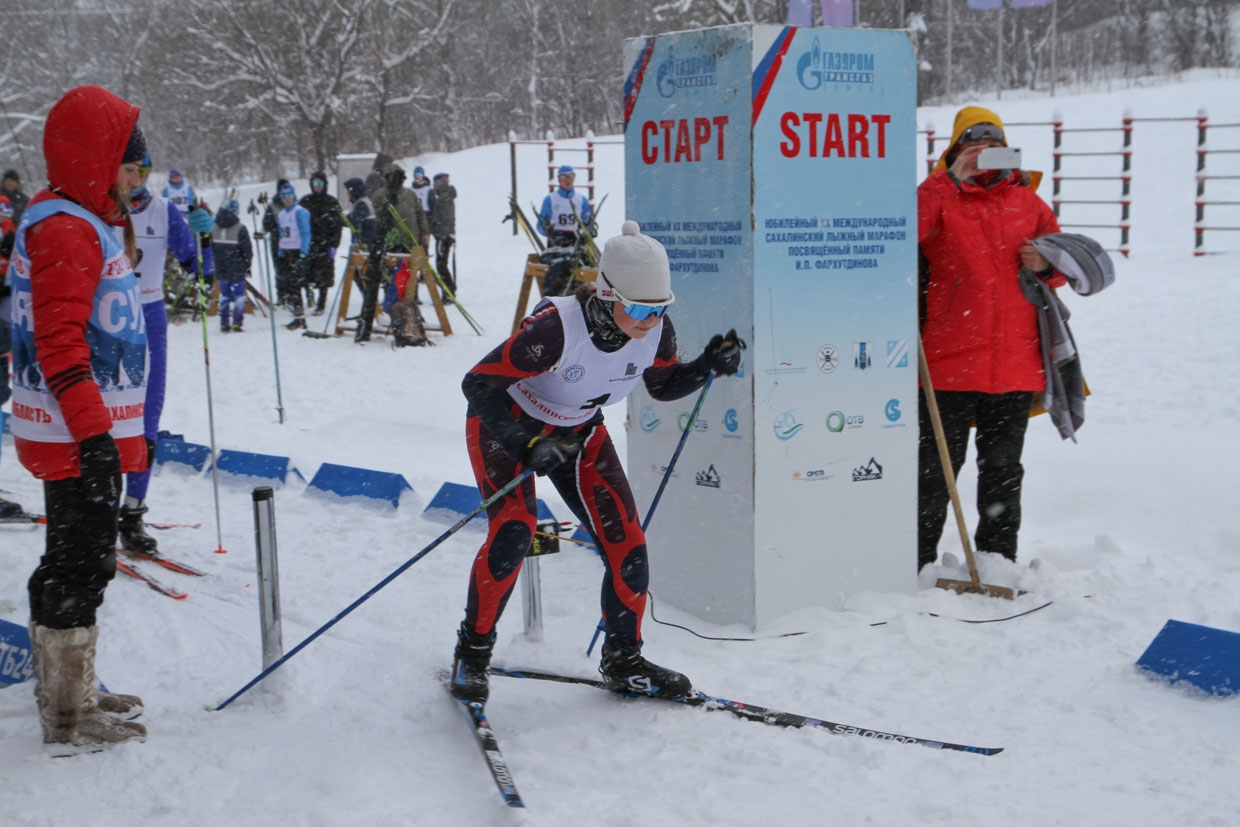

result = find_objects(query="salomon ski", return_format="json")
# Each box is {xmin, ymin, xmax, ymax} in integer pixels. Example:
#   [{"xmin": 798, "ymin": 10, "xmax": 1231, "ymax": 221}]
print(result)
[
  {"xmin": 490, "ymin": 667, "xmax": 1002, "ymax": 756},
  {"xmin": 115, "ymin": 559, "xmax": 188, "ymax": 600},
  {"xmin": 117, "ymin": 548, "xmax": 207, "ymax": 577},
  {"xmin": 441, "ymin": 676, "xmax": 524, "ymax": 808}
]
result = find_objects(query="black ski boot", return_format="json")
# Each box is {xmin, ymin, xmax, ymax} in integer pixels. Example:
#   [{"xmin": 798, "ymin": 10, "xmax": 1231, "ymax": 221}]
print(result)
[
  {"xmin": 118, "ymin": 501, "xmax": 158, "ymax": 555},
  {"xmin": 599, "ymin": 640, "xmax": 692, "ymax": 699},
  {"xmin": 0, "ymin": 498, "xmax": 26, "ymax": 519},
  {"xmin": 450, "ymin": 625, "xmax": 496, "ymax": 703}
]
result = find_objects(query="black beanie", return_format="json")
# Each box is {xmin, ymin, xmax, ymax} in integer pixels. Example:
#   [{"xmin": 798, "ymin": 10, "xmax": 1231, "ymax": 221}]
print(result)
[
  {"xmin": 122, "ymin": 124, "xmax": 147, "ymax": 165},
  {"xmin": 2, "ymin": 169, "xmax": 18, "ymax": 183}
]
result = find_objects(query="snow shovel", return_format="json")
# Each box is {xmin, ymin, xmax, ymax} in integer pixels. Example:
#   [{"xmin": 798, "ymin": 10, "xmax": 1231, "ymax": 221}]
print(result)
[{"xmin": 918, "ymin": 337, "xmax": 1015, "ymax": 601}]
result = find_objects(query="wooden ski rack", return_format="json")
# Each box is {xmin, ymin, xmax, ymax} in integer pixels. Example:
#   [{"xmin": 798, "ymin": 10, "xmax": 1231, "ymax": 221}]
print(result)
[
  {"xmin": 512, "ymin": 253, "xmax": 597, "ymax": 333},
  {"xmin": 334, "ymin": 249, "xmax": 453, "ymax": 339}
]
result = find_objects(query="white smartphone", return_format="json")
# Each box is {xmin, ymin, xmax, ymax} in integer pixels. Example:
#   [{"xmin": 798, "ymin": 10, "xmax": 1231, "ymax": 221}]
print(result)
[{"xmin": 977, "ymin": 147, "xmax": 1022, "ymax": 170}]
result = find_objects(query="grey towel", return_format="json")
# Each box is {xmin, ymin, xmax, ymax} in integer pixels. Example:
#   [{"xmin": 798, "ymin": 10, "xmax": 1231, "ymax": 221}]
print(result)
[
  {"xmin": 1018, "ymin": 268, "xmax": 1085, "ymax": 442},
  {"xmin": 1030, "ymin": 233, "xmax": 1115, "ymax": 297}
]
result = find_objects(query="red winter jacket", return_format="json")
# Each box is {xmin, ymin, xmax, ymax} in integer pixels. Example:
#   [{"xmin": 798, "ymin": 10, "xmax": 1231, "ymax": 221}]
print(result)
[
  {"xmin": 15, "ymin": 86, "xmax": 148, "ymax": 480},
  {"xmin": 917, "ymin": 168, "xmax": 1065, "ymax": 394}
]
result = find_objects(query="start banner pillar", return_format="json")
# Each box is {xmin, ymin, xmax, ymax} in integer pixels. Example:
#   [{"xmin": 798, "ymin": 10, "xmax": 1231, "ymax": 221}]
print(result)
[{"xmin": 623, "ymin": 24, "xmax": 918, "ymax": 629}]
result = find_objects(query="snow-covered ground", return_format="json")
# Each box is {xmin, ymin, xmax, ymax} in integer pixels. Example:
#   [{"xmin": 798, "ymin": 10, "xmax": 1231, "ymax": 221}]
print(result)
[{"xmin": 2, "ymin": 71, "xmax": 1238, "ymax": 826}]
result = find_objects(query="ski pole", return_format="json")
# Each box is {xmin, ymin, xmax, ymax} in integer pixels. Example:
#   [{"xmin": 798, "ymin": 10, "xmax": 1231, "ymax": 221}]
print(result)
[
  {"xmin": 248, "ymin": 201, "xmax": 286, "ymax": 423},
  {"xmin": 212, "ymin": 469, "xmax": 535, "ymax": 711},
  {"xmin": 191, "ymin": 208, "xmax": 227, "ymax": 556},
  {"xmin": 386, "ymin": 205, "xmax": 484, "ymax": 335},
  {"xmin": 586, "ymin": 372, "xmax": 716, "ymax": 656}
]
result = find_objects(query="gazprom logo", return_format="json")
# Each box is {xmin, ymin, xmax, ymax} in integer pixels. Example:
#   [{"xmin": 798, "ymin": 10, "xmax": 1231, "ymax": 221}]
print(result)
[
  {"xmin": 656, "ymin": 48, "xmax": 718, "ymax": 97},
  {"xmin": 796, "ymin": 38, "xmax": 876, "ymax": 89}
]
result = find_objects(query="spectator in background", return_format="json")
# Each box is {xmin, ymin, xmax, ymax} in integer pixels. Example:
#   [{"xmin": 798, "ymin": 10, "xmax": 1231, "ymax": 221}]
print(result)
[
  {"xmin": 344, "ymin": 177, "xmax": 376, "ymax": 252},
  {"xmin": 10, "ymin": 85, "xmax": 150, "ymax": 749},
  {"xmin": 358, "ymin": 162, "xmax": 428, "ymax": 342},
  {"xmin": 410, "ymin": 165, "xmax": 434, "ymax": 215},
  {"xmin": 538, "ymin": 165, "xmax": 593, "ymax": 297},
  {"xmin": 120, "ymin": 150, "xmax": 213, "ymax": 556},
  {"xmin": 916, "ymin": 105, "xmax": 1063, "ymax": 572},
  {"xmin": 3, "ymin": 169, "xmax": 30, "ymax": 225},
  {"xmin": 260, "ymin": 178, "xmax": 291, "ymax": 295},
  {"xmin": 212, "ymin": 198, "xmax": 254, "ymax": 332},
  {"xmin": 430, "ymin": 171, "xmax": 456, "ymax": 299},
  {"xmin": 299, "ymin": 171, "xmax": 343, "ymax": 315},
  {"xmin": 161, "ymin": 167, "xmax": 195, "ymax": 215},
  {"xmin": 0, "ymin": 192, "xmax": 20, "ymax": 519},
  {"xmin": 275, "ymin": 182, "xmax": 312, "ymax": 330}
]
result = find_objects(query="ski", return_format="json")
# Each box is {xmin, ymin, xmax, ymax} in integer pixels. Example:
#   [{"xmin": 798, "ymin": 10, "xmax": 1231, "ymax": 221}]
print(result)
[
  {"xmin": 117, "ymin": 548, "xmax": 208, "ymax": 577},
  {"xmin": 489, "ymin": 667, "xmax": 1003, "ymax": 757},
  {"xmin": 440, "ymin": 676, "xmax": 525, "ymax": 808},
  {"xmin": 144, "ymin": 521, "xmax": 202, "ymax": 530},
  {"xmin": 0, "ymin": 512, "xmax": 46, "ymax": 525},
  {"xmin": 115, "ymin": 559, "xmax": 188, "ymax": 600}
]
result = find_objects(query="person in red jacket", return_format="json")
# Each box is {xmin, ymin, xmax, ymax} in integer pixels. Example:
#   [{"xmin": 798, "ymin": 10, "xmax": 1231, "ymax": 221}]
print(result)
[
  {"xmin": 9, "ymin": 85, "xmax": 150, "ymax": 749},
  {"xmin": 917, "ymin": 105, "xmax": 1066, "ymax": 572}
]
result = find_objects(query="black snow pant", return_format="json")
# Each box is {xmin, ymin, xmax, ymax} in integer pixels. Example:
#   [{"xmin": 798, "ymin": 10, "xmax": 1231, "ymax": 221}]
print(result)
[
  {"xmin": 305, "ymin": 251, "xmax": 335, "ymax": 312},
  {"xmin": 28, "ymin": 475, "xmax": 122, "ymax": 629},
  {"xmin": 435, "ymin": 235, "xmax": 455, "ymax": 297},
  {"xmin": 917, "ymin": 389, "xmax": 1034, "ymax": 570},
  {"xmin": 355, "ymin": 248, "xmax": 386, "ymax": 341}
]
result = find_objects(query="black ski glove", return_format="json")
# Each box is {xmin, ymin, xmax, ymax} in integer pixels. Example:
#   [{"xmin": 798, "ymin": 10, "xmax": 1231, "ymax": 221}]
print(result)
[
  {"xmin": 522, "ymin": 434, "xmax": 584, "ymax": 476},
  {"xmin": 701, "ymin": 329, "xmax": 746, "ymax": 376},
  {"xmin": 78, "ymin": 432, "xmax": 121, "ymax": 506}
]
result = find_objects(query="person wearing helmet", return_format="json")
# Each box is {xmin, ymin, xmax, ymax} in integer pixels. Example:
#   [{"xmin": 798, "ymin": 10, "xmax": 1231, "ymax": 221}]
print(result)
[
  {"xmin": 536, "ymin": 164, "xmax": 594, "ymax": 297},
  {"xmin": 448, "ymin": 220, "xmax": 744, "ymax": 705}
]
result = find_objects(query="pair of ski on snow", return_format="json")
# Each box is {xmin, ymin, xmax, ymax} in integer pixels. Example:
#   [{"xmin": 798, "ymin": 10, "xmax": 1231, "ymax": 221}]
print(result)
[
  {"xmin": 0, "ymin": 510, "xmax": 203, "ymax": 600},
  {"xmin": 447, "ymin": 666, "xmax": 1004, "ymax": 809}
]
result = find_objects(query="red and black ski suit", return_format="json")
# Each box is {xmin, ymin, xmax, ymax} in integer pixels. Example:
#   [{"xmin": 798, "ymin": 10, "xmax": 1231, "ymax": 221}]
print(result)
[{"xmin": 460, "ymin": 296, "xmax": 710, "ymax": 646}]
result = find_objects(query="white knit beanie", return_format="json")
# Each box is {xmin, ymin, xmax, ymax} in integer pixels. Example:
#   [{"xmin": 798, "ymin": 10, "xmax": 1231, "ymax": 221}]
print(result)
[{"xmin": 598, "ymin": 220, "xmax": 674, "ymax": 305}]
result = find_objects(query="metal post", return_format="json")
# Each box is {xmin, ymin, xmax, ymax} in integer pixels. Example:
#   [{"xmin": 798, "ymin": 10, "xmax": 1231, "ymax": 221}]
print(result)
[
  {"xmin": 252, "ymin": 486, "xmax": 283, "ymax": 670},
  {"xmin": 509, "ymin": 130, "xmax": 518, "ymax": 237},
  {"xmin": 520, "ymin": 557, "xmax": 543, "ymax": 641},
  {"xmin": 546, "ymin": 129, "xmax": 556, "ymax": 190}
]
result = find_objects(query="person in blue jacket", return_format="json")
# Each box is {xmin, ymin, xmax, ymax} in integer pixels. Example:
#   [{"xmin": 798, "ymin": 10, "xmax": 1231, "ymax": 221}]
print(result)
[
  {"xmin": 537, "ymin": 165, "xmax": 593, "ymax": 296},
  {"xmin": 117, "ymin": 151, "xmax": 213, "ymax": 554},
  {"xmin": 160, "ymin": 167, "xmax": 196, "ymax": 215},
  {"xmin": 275, "ymin": 182, "xmax": 312, "ymax": 330}
]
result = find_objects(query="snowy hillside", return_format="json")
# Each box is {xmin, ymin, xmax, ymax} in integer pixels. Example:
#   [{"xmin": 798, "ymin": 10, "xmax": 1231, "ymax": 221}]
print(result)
[{"xmin": 1, "ymin": 71, "xmax": 1238, "ymax": 826}]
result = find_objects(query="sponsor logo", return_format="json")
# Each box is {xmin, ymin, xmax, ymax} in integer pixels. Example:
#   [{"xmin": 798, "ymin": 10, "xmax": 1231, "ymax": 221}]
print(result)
[
  {"xmin": 724, "ymin": 408, "xmax": 739, "ymax": 433},
  {"xmin": 796, "ymin": 38, "xmax": 876, "ymax": 88},
  {"xmin": 656, "ymin": 48, "xmax": 718, "ymax": 97},
  {"xmin": 773, "ymin": 411, "xmax": 804, "ymax": 441},
  {"xmin": 885, "ymin": 399, "xmax": 902, "ymax": 422},
  {"xmin": 886, "ymin": 339, "xmax": 909, "ymax": 368},
  {"xmin": 792, "ymin": 468, "xmax": 832, "ymax": 482},
  {"xmin": 695, "ymin": 465, "xmax": 721, "ymax": 488},
  {"xmin": 640, "ymin": 405, "xmax": 661, "ymax": 433},
  {"xmin": 826, "ymin": 410, "xmax": 864, "ymax": 431},
  {"xmin": 854, "ymin": 341, "xmax": 872, "ymax": 370},
  {"xmin": 561, "ymin": 364, "xmax": 585, "ymax": 383},
  {"xmin": 625, "ymin": 362, "xmax": 638, "ymax": 376},
  {"xmin": 852, "ymin": 457, "xmax": 883, "ymax": 481},
  {"xmin": 817, "ymin": 344, "xmax": 840, "ymax": 373},
  {"xmin": 679, "ymin": 411, "xmax": 708, "ymax": 433}
]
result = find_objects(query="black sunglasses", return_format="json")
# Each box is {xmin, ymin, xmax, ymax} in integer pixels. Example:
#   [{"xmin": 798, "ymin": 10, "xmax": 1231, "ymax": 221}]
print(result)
[{"xmin": 960, "ymin": 123, "xmax": 1005, "ymax": 144}]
